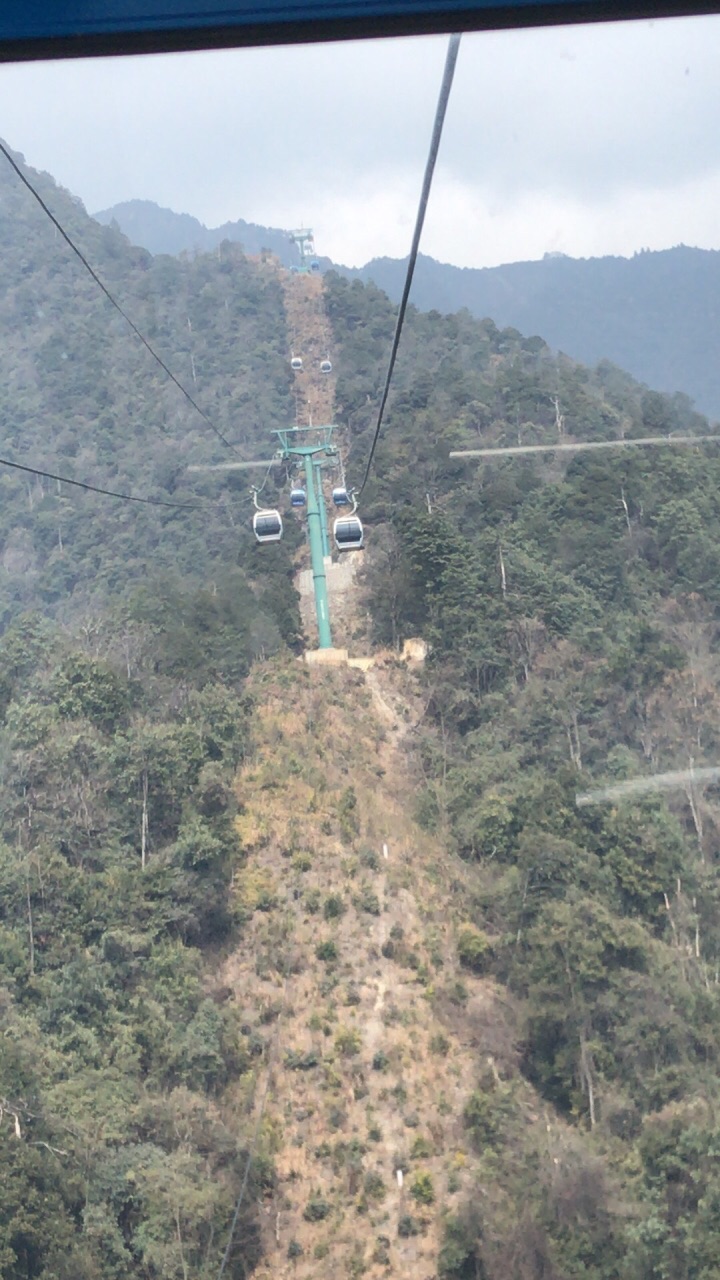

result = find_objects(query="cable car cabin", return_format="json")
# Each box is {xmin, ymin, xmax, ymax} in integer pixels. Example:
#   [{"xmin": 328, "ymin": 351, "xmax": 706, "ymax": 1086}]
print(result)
[
  {"xmin": 253, "ymin": 509, "xmax": 283, "ymax": 543},
  {"xmin": 334, "ymin": 515, "xmax": 364, "ymax": 551},
  {"xmin": 332, "ymin": 486, "xmax": 350, "ymax": 506},
  {"xmin": 290, "ymin": 356, "xmax": 303, "ymax": 371},
  {"xmin": 310, "ymin": 260, "xmax": 320, "ymax": 273},
  {"xmin": 290, "ymin": 488, "xmax": 306, "ymax": 507},
  {"xmin": 320, "ymin": 359, "xmax": 332, "ymax": 374}
]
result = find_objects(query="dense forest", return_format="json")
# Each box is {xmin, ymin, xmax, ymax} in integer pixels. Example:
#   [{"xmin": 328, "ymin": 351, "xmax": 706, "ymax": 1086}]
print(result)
[
  {"xmin": 325, "ymin": 270, "xmax": 720, "ymax": 1278},
  {"xmin": 356, "ymin": 244, "xmax": 720, "ymax": 419},
  {"xmin": 4, "ymin": 143, "xmax": 720, "ymax": 1278},
  {"xmin": 0, "ymin": 146, "xmax": 301, "ymax": 1278}
]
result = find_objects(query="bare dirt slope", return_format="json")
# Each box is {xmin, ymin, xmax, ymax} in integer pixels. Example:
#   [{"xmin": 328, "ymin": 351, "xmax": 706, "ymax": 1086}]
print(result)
[
  {"xmin": 281, "ymin": 271, "xmax": 336, "ymax": 427},
  {"xmin": 217, "ymin": 658, "xmax": 522, "ymax": 1278}
]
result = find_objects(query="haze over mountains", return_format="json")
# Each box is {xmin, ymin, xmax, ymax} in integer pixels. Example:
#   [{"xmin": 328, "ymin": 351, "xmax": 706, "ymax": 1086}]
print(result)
[
  {"xmin": 95, "ymin": 198, "xmax": 720, "ymax": 419},
  {"xmin": 93, "ymin": 198, "xmax": 300, "ymax": 265}
]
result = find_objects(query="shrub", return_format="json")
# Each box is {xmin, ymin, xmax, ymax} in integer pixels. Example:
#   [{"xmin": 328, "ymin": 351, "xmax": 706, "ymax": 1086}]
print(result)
[
  {"xmin": 285, "ymin": 1049, "xmax": 320, "ymax": 1071},
  {"xmin": 373, "ymin": 1238, "xmax": 391, "ymax": 1265},
  {"xmin": 259, "ymin": 1002, "xmax": 283, "ymax": 1025},
  {"xmin": 398, "ymin": 1214, "xmax": 418, "ymax": 1237},
  {"xmin": 364, "ymin": 1171, "xmax": 387, "ymax": 1201},
  {"xmin": 456, "ymin": 925, "xmax": 492, "ymax": 973},
  {"xmin": 304, "ymin": 1192, "xmax": 332, "ymax": 1222},
  {"xmin": 305, "ymin": 889, "xmax": 321, "ymax": 913},
  {"xmin": 410, "ymin": 1172, "xmax": 435, "ymax": 1205},
  {"xmin": 335, "ymin": 1027, "xmax": 362, "ymax": 1056},
  {"xmin": 314, "ymin": 1242, "xmax": 330, "ymax": 1259},
  {"xmin": 448, "ymin": 980, "xmax": 468, "ymax": 1005},
  {"xmin": 411, "ymin": 1135, "xmax": 433, "ymax": 1158},
  {"xmin": 316, "ymin": 939, "xmax": 338, "ymax": 963},
  {"xmin": 463, "ymin": 1084, "xmax": 513, "ymax": 1150},
  {"xmin": 430, "ymin": 1033, "xmax": 450, "ymax": 1056},
  {"xmin": 287, "ymin": 1239, "xmax": 304, "ymax": 1259},
  {"xmin": 438, "ymin": 1208, "xmax": 484, "ymax": 1279},
  {"xmin": 292, "ymin": 852, "xmax": 312, "ymax": 872},
  {"xmin": 338, "ymin": 786, "xmax": 360, "ymax": 836},
  {"xmin": 360, "ymin": 847, "xmax": 379, "ymax": 871},
  {"xmin": 324, "ymin": 893, "xmax": 346, "ymax": 920},
  {"xmin": 356, "ymin": 887, "xmax": 381, "ymax": 915},
  {"xmin": 372, "ymin": 1050, "xmax": 390, "ymax": 1071},
  {"xmin": 368, "ymin": 1125, "xmax": 382, "ymax": 1142}
]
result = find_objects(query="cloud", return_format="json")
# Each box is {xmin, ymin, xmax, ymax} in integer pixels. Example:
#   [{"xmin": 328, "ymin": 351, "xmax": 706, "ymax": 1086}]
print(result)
[{"xmin": 0, "ymin": 14, "xmax": 720, "ymax": 268}]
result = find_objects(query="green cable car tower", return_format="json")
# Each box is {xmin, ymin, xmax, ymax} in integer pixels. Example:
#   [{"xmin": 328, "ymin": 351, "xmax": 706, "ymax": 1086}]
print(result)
[{"xmin": 275, "ymin": 424, "xmax": 337, "ymax": 649}]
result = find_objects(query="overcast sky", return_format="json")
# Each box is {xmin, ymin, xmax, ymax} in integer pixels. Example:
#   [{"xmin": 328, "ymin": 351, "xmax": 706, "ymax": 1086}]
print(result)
[{"xmin": 0, "ymin": 14, "xmax": 719, "ymax": 270}]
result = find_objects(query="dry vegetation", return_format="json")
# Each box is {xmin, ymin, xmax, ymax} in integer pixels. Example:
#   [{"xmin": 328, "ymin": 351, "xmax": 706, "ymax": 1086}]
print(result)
[{"xmin": 216, "ymin": 656, "xmax": 557, "ymax": 1278}]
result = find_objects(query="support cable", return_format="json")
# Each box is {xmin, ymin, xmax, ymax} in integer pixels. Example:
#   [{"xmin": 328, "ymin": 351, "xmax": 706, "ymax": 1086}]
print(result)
[
  {"xmin": 0, "ymin": 141, "xmax": 239, "ymax": 455},
  {"xmin": 356, "ymin": 32, "xmax": 461, "ymax": 497},
  {"xmin": 0, "ymin": 454, "xmax": 205, "ymax": 509}
]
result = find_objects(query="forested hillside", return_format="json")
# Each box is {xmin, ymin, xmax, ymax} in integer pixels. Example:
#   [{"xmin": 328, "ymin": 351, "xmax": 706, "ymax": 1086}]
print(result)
[
  {"xmin": 4, "ymin": 140, "xmax": 720, "ymax": 1280},
  {"xmin": 98, "ymin": 195, "xmax": 720, "ymax": 419},
  {"xmin": 358, "ymin": 245, "xmax": 720, "ymax": 419},
  {"xmin": 93, "ymin": 198, "xmax": 302, "ymax": 265},
  {"xmin": 325, "ymin": 270, "xmax": 720, "ymax": 1278},
  {"xmin": 0, "ymin": 146, "xmax": 301, "ymax": 1279}
]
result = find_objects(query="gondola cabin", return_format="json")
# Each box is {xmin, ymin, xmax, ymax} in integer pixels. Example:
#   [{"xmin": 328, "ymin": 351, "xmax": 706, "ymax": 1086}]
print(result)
[
  {"xmin": 334, "ymin": 515, "xmax": 364, "ymax": 551},
  {"xmin": 310, "ymin": 260, "xmax": 320, "ymax": 273},
  {"xmin": 290, "ymin": 356, "xmax": 303, "ymax": 371},
  {"xmin": 320, "ymin": 359, "xmax": 332, "ymax": 374},
  {"xmin": 332, "ymin": 486, "xmax": 350, "ymax": 506},
  {"xmin": 253, "ymin": 509, "xmax": 283, "ymax": 543},
  {"xmin": 290, "ymin": 488, "xmax": 306, "ymax": 507}
]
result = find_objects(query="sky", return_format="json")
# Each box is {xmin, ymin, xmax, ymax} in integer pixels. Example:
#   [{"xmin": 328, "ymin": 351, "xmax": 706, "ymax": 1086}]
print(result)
[{"xmin": 0, "ymin": 14, "xmax": 719, "ymax": 270}]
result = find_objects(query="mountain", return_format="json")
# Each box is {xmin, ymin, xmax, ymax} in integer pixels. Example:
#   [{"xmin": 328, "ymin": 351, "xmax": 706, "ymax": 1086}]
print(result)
[
  {"xmin": 93, "ymin": 197, "xmax": 303, "ymax": 265},
  {"xmin": 357, "ymin": 245, "xmax": 720, "ymax": 419},
  {"xmin": 5, "ymin": 143, "xmax": 720, "ymax": 1280},
  {"xmin": 94, "ymin": 198, "xmax": 720, "ymax": 420}
]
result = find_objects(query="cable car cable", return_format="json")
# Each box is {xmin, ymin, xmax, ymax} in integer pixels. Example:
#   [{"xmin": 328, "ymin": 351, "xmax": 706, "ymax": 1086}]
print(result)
[
  {"xmin": 356, "ymin": 32, "xmax": 461, "ymax": 498},
  {"xmin": 0, "ymin": 140, "xmax": 239, "ymax": 456},
  {"xmin": 0, "ymin": 453, "xmax": 206, "ymax": 509}
]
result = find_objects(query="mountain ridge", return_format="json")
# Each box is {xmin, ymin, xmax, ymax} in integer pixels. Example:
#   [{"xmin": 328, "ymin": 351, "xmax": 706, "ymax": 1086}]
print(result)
[
  {"xmin": 95, "ymin": 197, "xmax": 720, "ymax": 417},
  {"xmin": 93, "ymin": 197, "xmax": 300, "ymax": 265}
]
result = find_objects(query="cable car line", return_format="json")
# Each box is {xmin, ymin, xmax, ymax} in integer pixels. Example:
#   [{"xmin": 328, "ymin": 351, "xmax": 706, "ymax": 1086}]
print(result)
[
  {"xmin": 0, "ymin": 453, "xmax": 206, "ymax": 509},
  {"xmin": 0, "ymin": 140, "xmax": 239, "ymax": 456},
  {"xmin": 356, "ymin": 32, "xmax": 461, "ymax": 497},
  {"xmin": 449, "ymin": 434, "xmax": 720, "ymax": 460}
]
